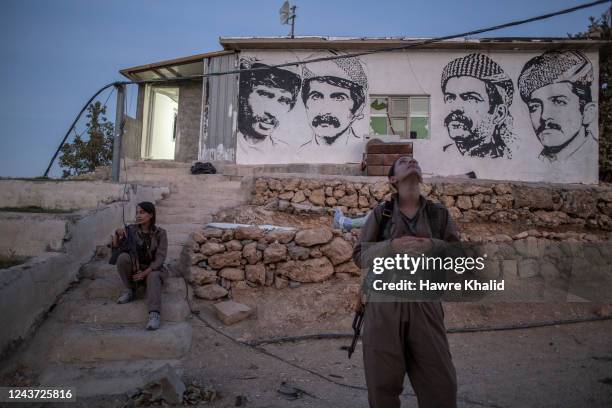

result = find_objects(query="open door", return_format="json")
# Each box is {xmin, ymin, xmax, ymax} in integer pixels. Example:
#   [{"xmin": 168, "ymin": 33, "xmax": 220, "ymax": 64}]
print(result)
[{"xmin": 141, "ymin": 86, "xmax": 179, "ymax": 160}]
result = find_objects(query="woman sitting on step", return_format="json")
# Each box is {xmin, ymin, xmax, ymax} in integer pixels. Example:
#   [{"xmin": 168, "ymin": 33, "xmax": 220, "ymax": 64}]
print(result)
[{"xmin": 112, "ymin": 201, "xmax": 168, "ymax": 331}]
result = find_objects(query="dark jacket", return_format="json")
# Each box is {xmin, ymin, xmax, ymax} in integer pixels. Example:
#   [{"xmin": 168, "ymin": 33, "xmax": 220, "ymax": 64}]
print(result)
[
  {"xmin": 352, "ymin": 193, "xmax": 460, "ymax": 270},
  {"xmin": 126, "ymin": 224, "xmax": 168, "ymax": 271}
]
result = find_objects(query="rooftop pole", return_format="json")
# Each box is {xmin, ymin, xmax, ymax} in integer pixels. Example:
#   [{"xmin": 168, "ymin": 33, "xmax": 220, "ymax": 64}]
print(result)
[
  {"xmin": 290, "ymin": 6, "xmax": 296, "ymax": 39},
  {"xmin": 111, "ymin": 84, "xmax": 125, "ymax": 182}
]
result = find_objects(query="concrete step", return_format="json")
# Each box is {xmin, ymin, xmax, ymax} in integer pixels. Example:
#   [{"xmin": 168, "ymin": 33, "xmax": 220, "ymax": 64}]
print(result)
[
  {"xmin": 159, "ymin": 223, "xmax": 200, "ymax": 235},
  {"xmin": 155, "ymin": 207, "xmax": 218, "ymax": 217},
  {"xmin": 80, "ymin": 262, "xmax": 117, "ymax": 280},
  {"xmin": 48, "ymin": 322, "xmax": 193, "ymax": 363},
  {"xmin": 125, "ymin": 174, "xmax": 234, "ymax": 185},
  {"xmin": 81, "ymin": 262, "xmax": 187, "ymax": 284},
  {"xmin": 53, "ymin": 296, "xmax": 191, "ymax": 324},
  {"xmin": 167, "ymin": 244, "xmax": 185, "ymax": 261},
  {"xmin": 167, "ymin": 232, "xmax": 191, "ymax": 244},
  {"xmin": 157, "ymin": 189, "xmax": 244, "ymax": 199},
  {"xmin": 156, "ymin": 194, "xmax": 246, "ymax": 207},
  {"xmin": 75, "ymin": 275, "xmax": 189, "ymax": 301},
  {"xmin": 128, "ymin": 160, "xmax": 191, "ymax": 169},
  {"xmin": 38, "ymin": 359, "xmax": 183, "ymax": 397},
  {"xmin": 82, "ymin": 259, "xmax": 193, "ymax": 280},
  {"xmin": 157, "ymin": 213, "xmax": 214, "ymax": 224}
]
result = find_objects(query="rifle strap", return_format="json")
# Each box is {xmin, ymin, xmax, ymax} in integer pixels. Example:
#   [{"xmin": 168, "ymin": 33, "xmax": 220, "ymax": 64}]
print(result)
[{"xmin": 377, "ymin": 200, "xmax": 394, "ymax": 241}]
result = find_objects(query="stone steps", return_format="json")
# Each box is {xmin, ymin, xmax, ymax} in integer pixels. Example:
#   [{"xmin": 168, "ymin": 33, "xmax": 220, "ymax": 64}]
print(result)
[
  {"xmin": 25, "ymin": 257, "xmax": 195, "ymax": 396},
  {"xmin": 27, "ymin": 160, "xmax": 249, "ymax": 396},
  {"xmin": 38, "ymin": 359, "xmax": 183, "ymax": 397},
  {"xmin": 48, "ymin": 322, "xmax": 193, "ymax": 363},
  {"xmin": 12, "ymin": 157, "xmax": 256, "ymax": 397}
]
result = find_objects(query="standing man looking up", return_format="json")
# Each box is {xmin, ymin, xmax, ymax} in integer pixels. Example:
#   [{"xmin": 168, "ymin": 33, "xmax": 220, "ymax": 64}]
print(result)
[{"xmin": 353, "ymin": 155, "xmax": 460, "ymax": 408}]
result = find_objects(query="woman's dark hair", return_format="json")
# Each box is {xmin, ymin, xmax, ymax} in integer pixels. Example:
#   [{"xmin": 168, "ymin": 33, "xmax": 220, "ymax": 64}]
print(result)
[{"xmin": 137, "ymin": 201, "xmax": 156, "ymax": 227}]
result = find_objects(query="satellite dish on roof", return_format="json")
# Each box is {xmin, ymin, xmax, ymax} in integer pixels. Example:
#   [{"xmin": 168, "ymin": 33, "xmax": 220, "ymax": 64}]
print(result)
[{"xmin": 279, "ymin": 1, "xmax": 291, "ymax": 24}]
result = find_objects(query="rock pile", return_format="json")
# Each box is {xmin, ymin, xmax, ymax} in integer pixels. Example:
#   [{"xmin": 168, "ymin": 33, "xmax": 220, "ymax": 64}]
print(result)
[
  {"xmin": 186, "ymin": 226, "xmax": 360, "ymax": 300},
  {"xmin": 251, "ymin": 177, "xmax": 612, "ymax": 230}
]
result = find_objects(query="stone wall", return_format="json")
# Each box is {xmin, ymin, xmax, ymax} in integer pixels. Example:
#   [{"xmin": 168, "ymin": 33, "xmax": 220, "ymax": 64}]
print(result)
[
  {"xmin": 186, "ymin": 224, "xmax": 612, "ymax": 302},
  {"xmin": 471, "ymin": 231, "xmax": 612, "ymax": 302},
  {"xmin": 186, "ymin": 226, "xmax": 360, "ymax": 300},
  {"xmin": 251, "ymin": 176, "xmax": 612, "ymax": 230}
]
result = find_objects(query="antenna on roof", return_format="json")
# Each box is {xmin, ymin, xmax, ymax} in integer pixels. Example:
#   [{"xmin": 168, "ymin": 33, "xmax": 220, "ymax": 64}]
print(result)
[{"xmin": 279, "ymin": 1, "xmax": 297, "ymax": 39}]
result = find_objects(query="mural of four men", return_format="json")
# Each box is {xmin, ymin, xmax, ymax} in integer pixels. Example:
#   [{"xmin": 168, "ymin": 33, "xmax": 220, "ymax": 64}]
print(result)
[{"xmin": 237, "ymin": 49, "xmax": 597, "ymax": 162}]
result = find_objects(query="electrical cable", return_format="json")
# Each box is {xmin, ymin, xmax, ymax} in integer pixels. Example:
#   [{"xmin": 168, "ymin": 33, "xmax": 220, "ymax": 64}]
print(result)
[
  {"xmin": 43, "ymin": 0, "xmax": 608, "ymax": 177},
  {"xmin": 181, "ymin": 277, "xmax": 609, "ymax": 407},
  {"xmin": 102, "ymin": 86, "xmax": 115, "ymax": 111},
  {"xmin": 126, "ymin": 0, "xmax": 610, "ymax": 85},
  {"xmin": 43, "ymin": 82, "xmax": 118, "ymax": 178}
]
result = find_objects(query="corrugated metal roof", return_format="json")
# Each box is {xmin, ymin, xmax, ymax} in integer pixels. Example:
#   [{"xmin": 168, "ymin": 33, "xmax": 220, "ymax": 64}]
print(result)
[{"xmin": 119, "ymin": 50, "xmax": 234, "ymax": 81}]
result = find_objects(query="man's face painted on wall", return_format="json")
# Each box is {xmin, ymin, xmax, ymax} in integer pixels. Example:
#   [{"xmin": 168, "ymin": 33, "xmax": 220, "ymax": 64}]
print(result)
[
  {"xmin": 443, "ymin": 77, "xmax": 497, "ymax": 150},
  {"xmin": 244, "ymin": 84, "xmax": 294, "ymax": 140},
  {"xmin": 526, "ymin": 82, "xmax": 585, "ymax": 149},
  {"xmin": 305, "ymin": 79, "xmax": 356, "ymax": 144}
]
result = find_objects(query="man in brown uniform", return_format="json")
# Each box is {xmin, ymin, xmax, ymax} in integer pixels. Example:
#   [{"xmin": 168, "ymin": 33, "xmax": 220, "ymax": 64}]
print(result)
[{"xmin": 353, "ymin": 155, "xmax": 459, "ymax": 408}]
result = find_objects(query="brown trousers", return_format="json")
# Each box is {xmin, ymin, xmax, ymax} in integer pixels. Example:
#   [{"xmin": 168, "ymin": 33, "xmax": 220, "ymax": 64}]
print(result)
[
  {"xmin": 116, "ymin": 252, "xmax": 167, "ymax": 313},
  {"xmin": 362, "ymin": 301, "xmax": 457, "ymax": 408}
]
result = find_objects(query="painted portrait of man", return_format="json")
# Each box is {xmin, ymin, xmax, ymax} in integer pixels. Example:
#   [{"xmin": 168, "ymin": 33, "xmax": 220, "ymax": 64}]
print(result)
[
  {"xmin": 300, "ymin": 52, "xmax": 368, "ymax": 147},
  {"xmin": 441, "ymin": 53, "xmax": 515, "ymax": 158},
  {"xmin": 518, "ymin": 50, "xmax": 597, "ymax": 162},
  {"xmin": 237, "ymin": 61, "xmax": 302, "ymax": 149}
]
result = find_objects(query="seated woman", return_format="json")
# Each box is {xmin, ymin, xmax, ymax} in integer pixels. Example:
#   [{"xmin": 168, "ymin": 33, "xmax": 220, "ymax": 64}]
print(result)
[{"xmin": 112, "ymin": 201, "xmax": 168, "ymax": 330}]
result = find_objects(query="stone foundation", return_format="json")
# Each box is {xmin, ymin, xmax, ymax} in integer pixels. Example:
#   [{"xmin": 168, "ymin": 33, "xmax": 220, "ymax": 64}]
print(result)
[
  {"xmin": 186, "ymin": 226, "xmax": 360, "ymax": 299},
  {"xmin": 186, "ymin": 224, "xmax": 611, "ymax": 301},
  {"xmin": 251, "ymin": 176, "xmax": 612, "ymax": 230}
]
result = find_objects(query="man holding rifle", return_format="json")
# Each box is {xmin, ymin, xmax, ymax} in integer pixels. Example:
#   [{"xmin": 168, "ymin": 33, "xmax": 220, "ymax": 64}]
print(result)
[{"xmin": 352, "ymin": 155, "xmax": 460, "ymax": 408}]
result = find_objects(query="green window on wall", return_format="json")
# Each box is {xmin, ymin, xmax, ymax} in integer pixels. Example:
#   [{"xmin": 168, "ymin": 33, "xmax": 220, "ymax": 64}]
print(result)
[{"xmin": 369, "ymin": 95, "xmax": 430, "ymax": 139}]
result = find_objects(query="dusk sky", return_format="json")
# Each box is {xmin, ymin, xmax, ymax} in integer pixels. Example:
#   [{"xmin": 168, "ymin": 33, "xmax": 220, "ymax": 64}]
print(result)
[{"xmin": 0, "ymin": 0, "xmax": 608, "ymax": 178}]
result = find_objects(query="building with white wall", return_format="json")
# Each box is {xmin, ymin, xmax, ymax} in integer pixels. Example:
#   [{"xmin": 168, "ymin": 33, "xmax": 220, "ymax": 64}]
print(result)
[{"xmin": 119, "ymin": 37, "xmax": 606, "ymax": 184}]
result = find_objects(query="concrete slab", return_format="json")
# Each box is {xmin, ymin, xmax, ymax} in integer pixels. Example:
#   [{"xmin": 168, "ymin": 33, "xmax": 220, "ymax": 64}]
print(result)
[
  {"xmin": 49, "ymin": 322, "xmax": 192, "ymax": 363},
  {"xmin": 213, "ymin": 300, "xmax": 254, "ymax": 325},
  {"xmin": 38, "ymin": 359, "xmax": 184, "ymax": 397},
  {"xmin": 53, "ymin": 296, "xmax": 190, "ymax": 324}
]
